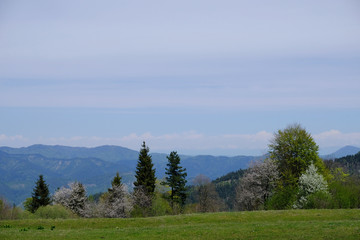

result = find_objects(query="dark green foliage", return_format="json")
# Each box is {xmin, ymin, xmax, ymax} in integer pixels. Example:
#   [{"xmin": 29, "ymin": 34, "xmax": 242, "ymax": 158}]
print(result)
[
  {"xmin": 329, "ymin": 177, "xmax": 360, "ymax": 208},
  {"xmin": 213, "ymin": 169, "xmax": 246, "ymax": 210},
  {"xmin": 134, "ymin": 142, "xmax": 156, "ymax": 195},
  {"xmin": 265, "ymin": 186, "xmax": 298, "ymax": 210},
  {"xmin": 269, "ymin": 124, "xmax": 326, "ymax": 187},
  {"xmin": 29, "ymin": 175, "xmax": 51, "ymax": 213},
  {"xmin": 110, "ymin": 172, "xmax": 122, "ymax": 188},
  {"xmin": 213, "ymin": 169, "xmax": 246, "ymax": 184},
  {"xmin": 107, "ymin": 172, "xmax": 124, "ymax": 203},
  {"xmin": 87, "ymin": 192, "xmax": 103, "ymax": 203},
  {"xmin": 303, "ymin": 191, "xmax": 333, "ymax": 209},
  {"xmin": 164, "ymin": 151, "xmax": 187, "ymax": 208},
  {"xmin": 325, "ymin": 152, "xmax": 360, "ymax": 177}
]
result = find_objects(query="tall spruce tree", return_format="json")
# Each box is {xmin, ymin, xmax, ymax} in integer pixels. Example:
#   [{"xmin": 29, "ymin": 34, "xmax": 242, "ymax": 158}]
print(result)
[
  {"xmin": 164, "ymin": 151, "xmax": 187, "ymax": 208},
  {"xmin": 134, "ymin": 141, "xmax": 156, "ymax": 195},
  {"xmin": 29, "ymin": 174, "xmax": 51, "ymax": 213}
]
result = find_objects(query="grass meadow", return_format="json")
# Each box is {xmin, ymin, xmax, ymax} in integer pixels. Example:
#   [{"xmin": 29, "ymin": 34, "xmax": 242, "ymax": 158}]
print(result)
[{"xmin": 1, "ymin": 209, "xmax": 359, "ymax": 240}]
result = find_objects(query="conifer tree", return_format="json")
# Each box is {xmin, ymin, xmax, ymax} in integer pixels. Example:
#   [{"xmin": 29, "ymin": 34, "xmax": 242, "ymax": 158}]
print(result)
[
  {"xmin": 164, "ymin": 151, "xmax": 187, "ymax": 208},
  {"xmin": 29, "ymin": 174, "xmax": 51, "ymax": 213},
  {"xmin": 134, "ymin": 141, "xmax": 156, "ymax": 195},
  {"xmin": 111, "ymin": 172, "xmax": 122, "ymax": 189},
  {"xmin": 103, "ymin": 172, "xmax": 132, "ymax": 218}
]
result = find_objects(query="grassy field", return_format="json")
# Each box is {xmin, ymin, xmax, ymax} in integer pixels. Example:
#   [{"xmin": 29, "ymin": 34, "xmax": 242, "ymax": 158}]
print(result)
[{"xmin": 1, "ymin": 209, "xmax": 359, "ymax": 240}]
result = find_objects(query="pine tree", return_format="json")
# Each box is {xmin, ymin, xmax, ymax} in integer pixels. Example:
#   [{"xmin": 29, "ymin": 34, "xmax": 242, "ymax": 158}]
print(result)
[
  {"xmin": 164, "ymin": 151, "xmax": 187, "ymax": 208},
  {"xmin": 111, "ymin": 172, "xmax": 122, "ymax": 188},
  {"xmin": 134, "ymin": 141, "xmax": 156, "ymax": 195},
  {"xmin": 29, "ymin": 174, "xmax": 51, "ymax": 213}
]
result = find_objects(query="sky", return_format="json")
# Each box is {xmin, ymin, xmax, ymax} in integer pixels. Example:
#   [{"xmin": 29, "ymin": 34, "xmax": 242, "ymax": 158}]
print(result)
[{"xmin": 0, "ymin": 0, "xmax": 360, "ymax": 155}]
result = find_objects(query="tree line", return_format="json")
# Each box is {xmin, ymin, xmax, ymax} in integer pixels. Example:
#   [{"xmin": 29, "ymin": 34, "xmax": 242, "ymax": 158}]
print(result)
[{"xmin": 1, "ymin": 124, "xmax": 360, "ymax": 219}]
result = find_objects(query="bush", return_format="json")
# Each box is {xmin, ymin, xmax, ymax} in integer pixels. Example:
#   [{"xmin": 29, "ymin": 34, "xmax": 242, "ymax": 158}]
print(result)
[
  {"xmin": 0, "ymin": 197, "xmax": 23, "ymax": 220},
  {"xmin": 265, "ymin": 186, "xmax": 298, "ymax": 210},
  {"xmin": 151, "ymin": 193, "xmax": 172, "ymax": 216},
  {"xmin": 293, "ymin": 164, "xmax": 329, "ymax": 209},
  {"xmin": 329, "ymin": 179, "xmax": 360, "ymax": 209},
  {"xmin": 34, "ymin": 205, "xmax": 77, "ymax": 219},
  {"xmin": 304, "ymin": 191, "xmax": 333, "ymax": 209}
]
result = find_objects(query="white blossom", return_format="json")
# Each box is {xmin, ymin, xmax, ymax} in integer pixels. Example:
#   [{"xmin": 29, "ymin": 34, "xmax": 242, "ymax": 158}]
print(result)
[
  {"xmin": 53, "ymin": 182, "xmax": 87, "ymax": 217},
  {"xmin": 293, "ymin": 164, "xmax": 328, "ymax": 209},
  {"xmin": 236, "ymin": 159, "xmax": 279, "ymax": 210}
]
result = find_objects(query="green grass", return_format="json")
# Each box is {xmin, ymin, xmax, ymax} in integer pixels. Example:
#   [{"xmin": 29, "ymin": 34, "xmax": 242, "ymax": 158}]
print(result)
[{"xmin": 1, "ymin": 209, "xmax": 359, "ymax": 239}]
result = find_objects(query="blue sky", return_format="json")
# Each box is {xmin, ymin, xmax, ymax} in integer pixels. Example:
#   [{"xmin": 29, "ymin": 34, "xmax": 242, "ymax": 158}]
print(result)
[{"xmin": 0, "ymin": 0, "xmax": 360, "ymax": 155}]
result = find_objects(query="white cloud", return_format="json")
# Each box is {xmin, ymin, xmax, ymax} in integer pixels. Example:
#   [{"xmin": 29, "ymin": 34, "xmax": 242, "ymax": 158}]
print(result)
[
  {"xmin": 0, "ymin": 134, "xmax": 28, "ymax": 147},
  {"xmin": 314, "ymin": 130, "xmax": 360, "ymax": 148}
]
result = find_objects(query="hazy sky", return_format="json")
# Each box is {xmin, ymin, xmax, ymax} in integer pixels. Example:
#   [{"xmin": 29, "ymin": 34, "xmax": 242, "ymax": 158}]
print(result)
[{"xmin": 1, "ymin": 0, "xmax": 360, "ymax": 155}]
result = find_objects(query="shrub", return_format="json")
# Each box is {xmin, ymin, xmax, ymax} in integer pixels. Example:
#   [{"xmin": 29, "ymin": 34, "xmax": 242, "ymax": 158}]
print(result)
[
  {"xmin": 292, "ymin": 164, "xmax": 328, "ymax": 209},
  {"xmin": 0, "ymin": 197, "xmax": 23, "ymax": 220},
  {"xmin": 304, "ymin": 191, "xmax": 333, "ymax": 209},
  {"xmin": 34, "ymin": 205, "xmax": 77, "ymax": 219},
  {"xmin": 151, "ymin": 193, "xmax": 172, "ymax": 216},
  {"xmin": 329, "ymin": 178, "xmax": 360, "ymax": 209},
  {"xmin": 265, "ymin": 186, "xmax": 298, "ymax": 210}
]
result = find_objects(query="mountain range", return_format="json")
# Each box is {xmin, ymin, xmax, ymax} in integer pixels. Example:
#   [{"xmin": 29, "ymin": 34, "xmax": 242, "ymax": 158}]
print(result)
[
  {"xmin": 0, "ymin": 145, "xmax": 257, "ymax": 205},
  {"xmin": 0, "ymin": 144, "xmax": 358, "ymax": 205}
]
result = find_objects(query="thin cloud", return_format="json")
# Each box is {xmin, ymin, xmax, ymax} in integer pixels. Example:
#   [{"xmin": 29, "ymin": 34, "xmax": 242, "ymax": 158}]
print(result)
[{"xmin": 1, "ymin": 130, "xmax": 360, "ymax": 155}]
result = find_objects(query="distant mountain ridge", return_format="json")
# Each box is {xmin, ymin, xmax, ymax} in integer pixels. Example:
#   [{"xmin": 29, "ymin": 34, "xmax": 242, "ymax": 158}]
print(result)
[
  {"xmin": 0, "ymin": 144, "xmax": 257, "ymax": 205},
  {"xmin": 322, "ymin": 145, "xmax": 360, "ymax": 160},
  {"xmin": 0, "ymin": 144, "xmax": 139, "ymax": 162}
]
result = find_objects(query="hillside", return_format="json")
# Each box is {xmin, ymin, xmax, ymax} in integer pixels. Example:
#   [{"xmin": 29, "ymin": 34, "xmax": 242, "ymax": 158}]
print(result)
[
  {"xmin": 0, "ymin": 145, "xmax": 256, "ymax": 205},
  {"xmin": 0, "ymin": 150, "xmax": 135, "ymax": 205},
  {"xmin": 322, "ymin": 145, "xmax": 360, "ymax": 160},
  {"xmin": 0, "ymin": 145, "xmax": 139, "ymax": 162},
  {"xmin": 325, "ymin": 151, "xmax": 360, "ymax": 176}
]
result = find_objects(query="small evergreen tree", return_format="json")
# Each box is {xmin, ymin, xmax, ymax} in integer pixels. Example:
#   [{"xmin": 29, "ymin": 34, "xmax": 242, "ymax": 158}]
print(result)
[
  {"xmin": 103, "ymin": 172, "xmax": 132, "ymax": 218},
  {"xmin": 29, "ymin": 175, "xmax": 51, "ymax": 213},
  {"xmin": 164, "ymin": 151, "xmax": 187, "ymax": 209},
  {"xmin": 134, "ymin": 141, "xmax": 156, "ymax": 195},
  {"xmin": 111, "ymin": 172, "xmax": 122, "ymax": 188}
]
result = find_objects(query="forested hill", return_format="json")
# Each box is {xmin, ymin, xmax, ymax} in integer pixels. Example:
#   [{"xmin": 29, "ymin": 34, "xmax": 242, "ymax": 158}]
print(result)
[{"xmin": 325, "ymin": 151, "xmax": 360, "ymax": 176}]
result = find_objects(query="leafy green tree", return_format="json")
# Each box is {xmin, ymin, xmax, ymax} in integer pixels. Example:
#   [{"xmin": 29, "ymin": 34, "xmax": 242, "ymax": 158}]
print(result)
[
  {"xmin": 134, "ymin": 141, "xmax": 156, "ymax": 195},
  {"xmin": 269, "ymin": 124, "xmax": 326, "ymax": 187},
  {"xmin": 164, "ymin": 151, "xmax": 187, "ymax": 209},
  {"xmin": 29, "ymin": 175, "xmax": 51, "ymax": 213}
]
